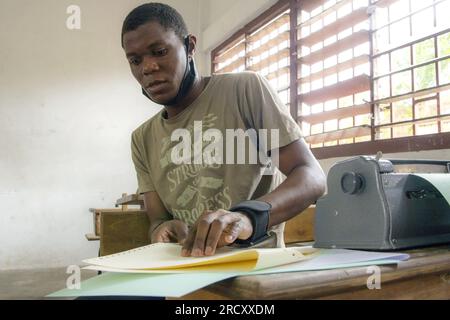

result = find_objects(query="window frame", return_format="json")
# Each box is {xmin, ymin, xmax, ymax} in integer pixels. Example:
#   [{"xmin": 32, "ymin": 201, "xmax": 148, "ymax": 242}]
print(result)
[{"xmin": 211, "ymin": 0, "xmax": 450, "ymax": 160}]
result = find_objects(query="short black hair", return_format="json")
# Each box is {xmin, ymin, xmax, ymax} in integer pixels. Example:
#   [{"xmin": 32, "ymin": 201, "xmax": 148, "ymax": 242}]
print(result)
[{"xmin": 121, "ymin": 2, "xmax": 188, "ymax": 47}]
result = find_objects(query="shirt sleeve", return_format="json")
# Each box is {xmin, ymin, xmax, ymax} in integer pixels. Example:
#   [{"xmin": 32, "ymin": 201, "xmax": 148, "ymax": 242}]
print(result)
[
  {"xmin": 131, "ymin": 129, "xmax": 155, "ymax": 194},
  {"xmin": 238, "ymin": 72, "xmax": 303, "ymax": 152}
]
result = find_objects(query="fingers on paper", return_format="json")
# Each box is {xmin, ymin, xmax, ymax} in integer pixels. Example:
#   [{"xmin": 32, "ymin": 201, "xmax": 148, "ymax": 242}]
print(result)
[
  {"xmin": 173, "ymin": 221, "xmax": 189, "ymax": 245},
  {"xmin": 152, "ymin": 220, "xmax": 189, "ymax": 244},
  {"xmin": 181, "ymin": 210, "xmax": 242, "ymax": 257}
]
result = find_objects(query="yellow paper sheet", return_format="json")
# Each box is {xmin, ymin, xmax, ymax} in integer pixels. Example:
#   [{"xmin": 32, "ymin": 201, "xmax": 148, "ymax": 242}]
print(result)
[
  {"xmin": 83, "ymin": 243, "xmax": 318, "ymax": 273},
  {"xmin": 83, "ymin": 260, "xmax": 257, "ymax": 273}
]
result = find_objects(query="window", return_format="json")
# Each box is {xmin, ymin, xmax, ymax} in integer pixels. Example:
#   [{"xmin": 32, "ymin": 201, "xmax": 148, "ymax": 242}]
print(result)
[
  {"xmin": 212, "ymin": 35, "xmax": 246, "ymax": 74},
  {"xmin": 248, "ymin": 12, "xmax": 291, "ymax": 102},
  {"xmin": 372, "ymin": 0, "xmax": 450, "ymax": 140},
  {"xmin": 212, "ymin": 5, "xmax": 291, "ymax": 105},
  {"xmin": 211, "ymin": 0, "xmax": 450, "ymax": 158},
  {"xmin": 298, "ymin": 0, "xmax": 371, "ymax": 148}
]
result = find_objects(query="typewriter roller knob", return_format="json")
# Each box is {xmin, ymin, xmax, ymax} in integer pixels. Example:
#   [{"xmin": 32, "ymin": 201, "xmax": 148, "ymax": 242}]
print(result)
[{"xmin": 341, "ymin": 172, "xmax": 365, "ymax": 195}]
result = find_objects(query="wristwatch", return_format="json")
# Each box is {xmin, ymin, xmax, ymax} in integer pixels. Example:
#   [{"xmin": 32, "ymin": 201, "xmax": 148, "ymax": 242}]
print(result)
[{"xmin": 229, "ymin": 200, "xmax": 271, "ymax": 247}]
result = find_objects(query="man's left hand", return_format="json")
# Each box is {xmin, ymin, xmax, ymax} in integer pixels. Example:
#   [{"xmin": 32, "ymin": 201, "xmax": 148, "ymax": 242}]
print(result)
[{"xmin": 181, "ymin": 209, "xmax": 253, "ymax": 257}]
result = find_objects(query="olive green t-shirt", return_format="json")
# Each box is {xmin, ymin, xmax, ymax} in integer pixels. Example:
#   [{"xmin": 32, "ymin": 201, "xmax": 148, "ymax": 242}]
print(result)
[{"xmin": 131, "ymin": 71, "xmax": 302, "ymax": 246}]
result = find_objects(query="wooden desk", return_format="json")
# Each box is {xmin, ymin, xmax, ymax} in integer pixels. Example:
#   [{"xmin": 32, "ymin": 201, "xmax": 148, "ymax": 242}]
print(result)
[{"xmin": 177, "ymin": 245, "xmax": 450, "ymax": 300}]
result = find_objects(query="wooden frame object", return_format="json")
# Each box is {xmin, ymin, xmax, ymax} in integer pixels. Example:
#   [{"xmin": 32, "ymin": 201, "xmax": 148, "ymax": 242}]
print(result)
[
  {"xmin": 99, "ymin": 211, "xmax": 150, "ymax": 256},
  {"xmin": 84, "ymin": 193, "xmax": 146, "ymax": 248}
]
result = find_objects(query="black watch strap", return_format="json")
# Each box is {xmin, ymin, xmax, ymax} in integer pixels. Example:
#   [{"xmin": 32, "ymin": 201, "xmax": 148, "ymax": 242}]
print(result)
[{"xmin": 229, "ymin": 200, "xmax": 271, "ymax": 247}]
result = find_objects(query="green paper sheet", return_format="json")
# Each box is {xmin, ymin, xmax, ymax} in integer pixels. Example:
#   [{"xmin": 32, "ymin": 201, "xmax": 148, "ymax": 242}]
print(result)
[{"xmin": 47, "ymin": 271, "xmax": 240, "ymax": 298}]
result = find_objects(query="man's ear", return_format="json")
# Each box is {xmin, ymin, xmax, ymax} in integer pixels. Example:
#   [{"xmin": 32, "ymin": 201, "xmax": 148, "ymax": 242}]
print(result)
[{"xmin": 185, "ymin": 34, "xmax": 197, "ymax": 59}]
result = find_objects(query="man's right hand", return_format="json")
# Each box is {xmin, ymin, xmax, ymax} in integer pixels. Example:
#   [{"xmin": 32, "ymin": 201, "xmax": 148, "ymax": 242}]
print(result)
[{"xmin": 150, "ymin": 220, "xmax": 189, "ymax": 245}]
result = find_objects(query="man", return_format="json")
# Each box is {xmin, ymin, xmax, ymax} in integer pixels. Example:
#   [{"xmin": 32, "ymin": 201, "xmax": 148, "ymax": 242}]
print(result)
[{"xmin": 122, "ymin": 3, "xmax": 326, "ymax": 257}]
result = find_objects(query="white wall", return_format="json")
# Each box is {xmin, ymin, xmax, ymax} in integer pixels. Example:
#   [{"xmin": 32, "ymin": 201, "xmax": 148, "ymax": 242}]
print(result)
[{"xmin": 0, "ymin": 0, "xmax": 202, "ymax": 270}]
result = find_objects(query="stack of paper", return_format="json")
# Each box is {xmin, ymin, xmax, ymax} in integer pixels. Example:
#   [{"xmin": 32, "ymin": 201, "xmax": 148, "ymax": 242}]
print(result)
[
  {"xmin": 48, "ymin": 243, "xmax": 409, "ymax": 298},
  {"xmin": 82, "ymin": 243, "xmax": 319, "ymax": 273}
]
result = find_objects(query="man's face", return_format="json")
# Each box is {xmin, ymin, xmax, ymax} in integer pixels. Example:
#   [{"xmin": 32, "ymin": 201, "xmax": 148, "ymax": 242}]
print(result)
[{"xmin": 123, "ymin": 21, "xmax": 188, "ymax": 105}]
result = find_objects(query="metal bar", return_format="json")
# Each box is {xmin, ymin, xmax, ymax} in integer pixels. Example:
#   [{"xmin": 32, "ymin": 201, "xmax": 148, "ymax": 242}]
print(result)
[
  {"xmin": 299, "ymin": 7, "xmax": 369, "ymax": 47},
  {"xmin": 415, "ymin": 95, "xmax": 438, "ymax": 104},
  {"xmin": 248, "ymin": 14, "xmax": 290, "ymax": 40},
  {"xmin": 369, "ymin": 0, "xmax": 376, "ymax": 142},
  {"xmin": 244, "ymin": 33, "xmax": 249, "ymax": 71},
  {"xmin": 372, "ymin": 54, "xmax": 450, "ymax": 81},
  {"xmin": 371, "ymin": 0, "xmax": 447, "ymax": 33},
  {"xmin": 265, "ymin": 65, "xmax": 290, "ymax": 80},
  {"xmin": 310, "ymin": 132, "xmax": 450, "ymax": 159},
  {"xmin": 388, "ymin": 159, "xmax": 450, "ymax": 166},
  {"xmin": 435, "ymin": 32, "xmax": 442, "ymax": 134},
  {"xmin": 298, "ymin": 74, "xmax": 371, "ymax": 105},
  {"xmin": 215, "ymin": 57, "xmax": 246, "ymax": 74},
  {"xmin": 299, "ymin": 103, "xmax": 371, "ymax": 124},
  {"xmin": 299, "ymin": 31, "xmax": 370, "ymax": 66},
  {"xmin": 374, "ymin": 114, "xmax": 450, "ymax": 129},
  {"xmin": 213, "ymin": 41, "xmax": 246, "ymax": 64},
  {"xmin": 298, "ymin": 54, "xmax": 370, "ymax": 84},
  {"xmin": 212, "ymin": 0, "xmax": 290, "ymax": 57},
  {"xmin": 289, "ymin": 0, "xmax": 298, "ymax": 120},
  {"xmin": 248, "ymin": 47, "xmax": 290, "ymax": 71},
  {"xmin": 211, "ymin": 35, "xmax": 245, "ymax": 71},
  {"xmin": 388, "ymin": 39, "xmax": 393, "ymax": 138},
  {"xmin": 297, "ymin": 0, "xmax": 355, "ymax": 29},
  {"xmin": 373, "ymin": 83, "xmax": 450, "ymax": 105},
  {"xmin": 372, "ymin": 26, "xmax": 450, "ymax": 59},
  {"xmin": 305, "ymin": 125, "xmax": 372, "ymax": 144},
  {"xmin": 410, "ymin": 5, "xmax": 416, "ymax": 137}
]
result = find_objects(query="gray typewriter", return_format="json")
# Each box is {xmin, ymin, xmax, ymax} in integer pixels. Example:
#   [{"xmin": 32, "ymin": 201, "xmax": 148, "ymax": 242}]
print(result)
[{"xmin": 314, "ymin": 155, "xmax": 450, "ymax": 250}]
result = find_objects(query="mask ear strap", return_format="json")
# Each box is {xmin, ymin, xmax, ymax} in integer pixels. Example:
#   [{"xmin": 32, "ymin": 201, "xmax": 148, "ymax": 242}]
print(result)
[
  {"xmin": 184, "ymin": 35, "xmax": 190, "ymax": 55},
  {"xmin": 185, "ymin": 35, "xmax": 196, "ymax": 71},
  {"xmin": 142, "ymin": 87, "xmax": 152, "ymax": 99},
  {"xmin": 169, "ymin": 35, "xmax": 196, "ymax": 104}
]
